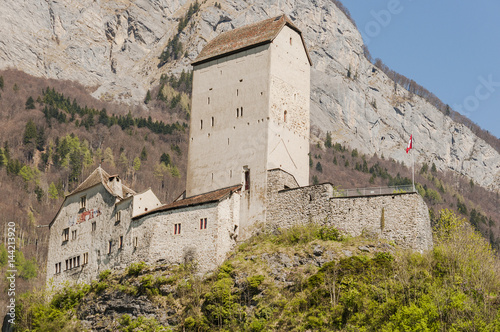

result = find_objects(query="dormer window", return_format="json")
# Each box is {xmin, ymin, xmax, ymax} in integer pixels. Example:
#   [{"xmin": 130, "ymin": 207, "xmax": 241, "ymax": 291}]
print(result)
[{"xmin": 80, "ymin": 196, "xmax": 86, "ymax": 210}]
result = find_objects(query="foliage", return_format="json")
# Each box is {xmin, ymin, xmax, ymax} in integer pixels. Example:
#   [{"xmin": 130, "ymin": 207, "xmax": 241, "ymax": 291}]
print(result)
[
  {"xmin": 118, "ymin": 314, "xmax": 166, "ymax": 332},
  {"xmin": 144, "ymin": 90, "xmax": 152, "ymax": 104},
  {"xmin": 133, "ymin": 156, "xmax": 141, "ymax": 171},
  {"xmin": 14, "ymin": 250, "xmax": 38, "ymax": 280},
  {"xmin": 325, "ymin": 131, "xmax": 332, "ymax": 148},
  {"xmin": 127, "ymin": 261, "xmax": 147, "ymax": 276},
  {"xmin": 315, "ymin": 161, "xmax": 323, "ymax": 173}
]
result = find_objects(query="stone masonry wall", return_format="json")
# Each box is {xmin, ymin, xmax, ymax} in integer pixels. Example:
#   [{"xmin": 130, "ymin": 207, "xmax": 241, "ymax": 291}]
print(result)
[{"xmin": 266, "ymin": 183, "xmax": 433, "ymax": 252}]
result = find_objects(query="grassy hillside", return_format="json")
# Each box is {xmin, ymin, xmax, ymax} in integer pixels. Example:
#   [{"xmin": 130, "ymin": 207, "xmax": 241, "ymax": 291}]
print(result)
[{"xmin": 14, "ymin": 210, "xmax": 500, "ymax": 331}]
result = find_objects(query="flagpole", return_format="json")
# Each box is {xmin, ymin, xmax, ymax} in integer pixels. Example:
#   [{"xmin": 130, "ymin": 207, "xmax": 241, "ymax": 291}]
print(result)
[{"xmin": 412, "ymin": 138, "xmax": 415, "ymax": 192}]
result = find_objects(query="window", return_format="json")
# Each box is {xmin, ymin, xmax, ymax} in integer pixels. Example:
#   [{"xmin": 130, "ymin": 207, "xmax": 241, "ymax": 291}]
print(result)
[
  {"xmin": 237, "ymin": 89, "xmax": 239, "ymax": 96},
  {"xmin": 236, "ymin": 108, "xmax": 239, "ymax": 117},
  {"xmin": 72, "ymin": 230, "xmax": 77, "ymax": 240},
  {"xmin": 133, "ymin": 237, "xmax": 138, "ymax": 248},
  {"xmin": 200, "ymin": 119, "xmax": 203, "ymax": 129},
  {"xmin": 92, "ymin": 222, "xmax": 96, "ymax": 232},
  {"xmin": 174, "ymin": 223, "xmax": 181, "ymax": 235},
  {"xmin": 63, "ymin": 228, "xmax": 69, "ymax": 242},
  {"xmin": 290, "ymin": 37, "xmax": 293, "ymax": 45},
  {"xmin": 76, "ymin": 256, "xmax": 80, "ymax": 267},
  {"xmin": 244, "ymin": 168, "xmax": 250, "ymax": 191},
  {"xmin": 55, "ymin": 262, "xmax": 61, "ymax": 274},
  {"xmin": 284, "ymin": 110, "xmax": 287, "ymax": 122},
  {"xmin": 211, "ymin": 117, "xmax": 214, "ymax": 126},
  {"xmin": 108, "ymin": 240, "xmax": 112, "ymax": 255},
  {"xmin": 80, "ymin": 196, "xmax": 86, "ymax": 210},
  {"xmin": 200, "ymin": 218, "xmax": 207, "ymax": 230},
  {"xmin": 241, "ymin": 107, "xmax": 243, "ymax": 117},
  {"xmin": 83, "ymin": 253, "xmax": 88, "ymax": 265},
  {"xmin": 65, "ymin": 259, "xmax": 68, "ymax": 270},
  {"xmin": 119, "ymin": 236, "xmax": 123, "ymax": 249},
  {"xmin": 208, "ymin": 97, "xmax": 210, "ymax": 104},
  {"xmin": 115, "ymin": 211, "xmax": 121, "ymax": 223}
]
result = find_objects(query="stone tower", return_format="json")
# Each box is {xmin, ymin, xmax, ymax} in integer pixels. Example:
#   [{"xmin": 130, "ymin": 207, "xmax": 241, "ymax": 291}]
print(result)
[{"xmin": 186, "ymin": 15, "xmax": 312, "ymax": 237}]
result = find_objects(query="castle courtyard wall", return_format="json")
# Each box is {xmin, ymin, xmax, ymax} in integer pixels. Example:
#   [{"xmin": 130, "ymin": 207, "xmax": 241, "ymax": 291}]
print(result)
[{"xmin": 266, "ymin": 184, "xmax": 433, "ymax": 252}]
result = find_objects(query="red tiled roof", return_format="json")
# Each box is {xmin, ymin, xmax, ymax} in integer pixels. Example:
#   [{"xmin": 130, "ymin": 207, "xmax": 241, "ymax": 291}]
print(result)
[
  {"xmin": 192, "ymin": 14, "xmax": 312, "ymax": 66},
  {"xmin": 134, "ymin": 184, "xmax": 242, "ymax": 219}
]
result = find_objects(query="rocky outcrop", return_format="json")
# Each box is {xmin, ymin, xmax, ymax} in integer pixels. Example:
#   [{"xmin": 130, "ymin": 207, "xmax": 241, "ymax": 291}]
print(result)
[{"xmin": 1, "ymin": 0, "xmax": 498, "ymax": 191}]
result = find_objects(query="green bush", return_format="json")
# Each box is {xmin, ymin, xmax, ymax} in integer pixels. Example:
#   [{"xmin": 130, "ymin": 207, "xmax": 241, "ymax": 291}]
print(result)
[
  {"xmin": 127, "ymin": 261, "xmax": 147, "ymax": 276},
  {"xmin": 98, "ymin": 269, "xmax": 111, "ymax": 281}
]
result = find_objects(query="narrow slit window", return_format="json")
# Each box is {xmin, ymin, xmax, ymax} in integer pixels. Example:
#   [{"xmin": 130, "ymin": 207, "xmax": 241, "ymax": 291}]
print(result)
[
  {"xmin": 80, "ymin": 196, "xmax": 86, "ymax": 210},
  {"xmin": 208, "ymin": 97, "xmax": 210, "ymax": 104},
  {"xmin": 241, "ymin": 107, "xmax": 243, "ymax": 117},
  {"xmin": 134, "ymin": 237, "xmax": 138, "ymax": 248},
  {"xmin": 200, "ymin": 119, "xmax": 203, "ymax": 129},
  {"xmin": 92, "ymin": 222, "xmax": 96, "ymax": 232},
  {"xmin": 119, "ymin": 236, "xmax": 123, "ymax": 249},
  {"xmin": 236, "ymin": 108, "xmax": 239, "ymax": 117},
  {"xmin": 116, "ymin": 211, "xmax": 121, "ymax": 223},
  {"xmin": 211, "ymin": 117, "xmax": 214, "ymax": 126},
  {"xmin": 108, "ymin": 240, "xmax": 112, "ymax": 254},
  {"xmin": 244, "ymin": 169, "xmax": 250, "ymax": 191},
  {"xmin": 237, "ymin": 89, "xmax": 239, "ymax": 96},
  {"xmin": 284, "ymin": 110, "xmax": 287, "ymax": 122}
]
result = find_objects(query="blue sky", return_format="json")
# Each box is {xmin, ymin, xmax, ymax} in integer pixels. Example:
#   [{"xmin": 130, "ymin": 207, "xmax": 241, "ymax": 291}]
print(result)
[{"xmin": 340, "ymin": 0, "xmax": 500, "ymax": 139}]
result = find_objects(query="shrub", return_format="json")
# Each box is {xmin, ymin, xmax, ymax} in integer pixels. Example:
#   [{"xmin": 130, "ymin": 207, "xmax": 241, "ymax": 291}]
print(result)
[
  {"xmin": 127, "ymin": 261, "xmax": 147, "ymax": 276},
  {"xmin": 98, "ymin": 269, "xmax": 111, "ymax": 281}
]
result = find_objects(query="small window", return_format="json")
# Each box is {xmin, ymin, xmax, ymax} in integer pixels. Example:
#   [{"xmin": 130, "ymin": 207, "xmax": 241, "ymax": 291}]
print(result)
[
  {"xmin": 133, "ymin": 237, "xmax": 138, "ymax": 248},
  {"xmin": 108, "ymin": 241, "xmax": 112, "ymax": 255},
  {"xmin": 55, "ymin": 262, "xmax": 61, "ymax": 274},
  {"xmin": 200, "ymin": 218, "xmax": 207, "ymax": 230},
  {"xmin": 208, "ymin": 97, "xmax": 210, "ymax": 104},
  {"xmin": 236, "ymin": 108, "xmax": 239, "ymax": 117},
  {"xmin": 290, "ymin": 37, "xmax": 292, "ymax": 45},
  {"xmin": 116, "ymin": 211, "xmax": 121, "ymax": 223},
  {"xmin": 65, "ymin": 259, "xmax": 69, "ymax": 270},
  {"xmin": 80, "ymin": 196, "xmax": 86, "ymax": 210},
  {"xmin": 72, "ymin": 230, "xmax": 77, "ymax": 240},
  {"xmin": 284, "ymin": 110, "xmax": 287, "ymax": 122},
  {"xmin": 69, "ymin": 258, "xmax": 73, "ymax": 269},
  {"xmin": 241, "ymin": 107, "xmax": 243, "ymax": 117},
  {"xmin": 244, "ymin": 168, "xmax": 250, "ymax": 191},
  {"xmin": 200, "ymin": 119, "xmax": 203, "ymax": 129},
  {"xmin": 174, "ymin": 223, "xmax": 182, "ymax": 235},
  {"xmin": 76, "ymin": 256, "xmax": 80, "ymax": 267},
  {"xmin": 83, "ymin": 253, "xmax": 88, "ymax": 265},
  {"xmin": 63, "ymin": 228, "xmax": 69, "ymax": 242},
  {"xmin": 119, "ymin": 236, "xmax": 123, "ymax": 249},
  {"xmin": 237, "ymin": 89, "xmax": 239, "ymax": 96},
  {"xmin": 211, "ymin": 117, "xmax": 214, "ymax": 126},
  {"xmin": 92, "ymin": 222, "xmax": 96, "ymax": 232},
  {"xmin": 228, "ymin": 138, "xmax": 230, "ymax": 145}
]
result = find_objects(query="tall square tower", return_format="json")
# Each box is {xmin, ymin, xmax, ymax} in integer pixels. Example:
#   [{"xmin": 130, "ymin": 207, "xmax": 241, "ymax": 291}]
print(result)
[{"xmin": 186, "ymin": 15, "xmax": 311, "ymax": 236}]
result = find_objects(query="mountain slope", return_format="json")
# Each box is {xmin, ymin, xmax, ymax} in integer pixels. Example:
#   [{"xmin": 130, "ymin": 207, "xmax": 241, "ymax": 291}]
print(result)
[{"xmin": 1, "ymin": 0, "xmax": 499, "ymax": 193}]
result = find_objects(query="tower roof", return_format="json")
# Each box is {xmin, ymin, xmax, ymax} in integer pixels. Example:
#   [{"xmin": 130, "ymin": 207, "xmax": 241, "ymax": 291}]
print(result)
[{"xmin": 192, "ymin": 14, "xmax": 312, "ymax": 66}]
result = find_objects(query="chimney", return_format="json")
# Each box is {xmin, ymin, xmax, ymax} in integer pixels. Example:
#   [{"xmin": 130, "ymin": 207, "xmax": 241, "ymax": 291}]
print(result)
[{"xmin": 108, "ymin": 176, "xmax": 123, "ymax": 198}]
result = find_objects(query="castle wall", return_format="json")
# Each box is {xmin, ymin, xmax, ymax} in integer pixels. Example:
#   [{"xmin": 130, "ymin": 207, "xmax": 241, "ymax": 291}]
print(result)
[
  {"xmin": 187, "ymin": 44, "xmax": 272, "ymax": 238},
  {"xmin": 46, "ymin": 184, "xmax": 126, "ymax": 287},
  {"xmin": 267, "ymin": 25, "xmax": 310, "ymax": 186},
  {"xmin": 266, "ymin": 182, "xmax": 433, "ymax": 252}
]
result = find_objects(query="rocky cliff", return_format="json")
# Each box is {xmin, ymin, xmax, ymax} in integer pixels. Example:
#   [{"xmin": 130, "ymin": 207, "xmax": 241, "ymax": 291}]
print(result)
[{"xmin": 1, "ymin": 0, "xmax": 499, "ymax": 192}]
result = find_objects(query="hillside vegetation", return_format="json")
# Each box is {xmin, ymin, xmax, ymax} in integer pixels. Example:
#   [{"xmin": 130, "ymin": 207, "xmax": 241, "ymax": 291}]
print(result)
[
  {"xmin": 14, "ymin": 210, "xmax": 500, "ymax": 331},
  {"xmin": 0, "ymin": 68, "xmax": 499, "ymax": 322}
]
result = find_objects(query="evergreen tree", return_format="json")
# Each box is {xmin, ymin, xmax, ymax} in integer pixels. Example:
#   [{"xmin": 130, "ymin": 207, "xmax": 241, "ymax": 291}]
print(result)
[
  {"xmin": 144, "ymin": 90, "xmax": 152, "ymax": 104},
  {"xmin": 69, "ymin": 149, "xmax": 82, "ymax": 184},
  {"xmin": 25, "ymin": 96, "xmax": 35, "ymax": 109},
  {"xmin": 316, "ymin": 161, "xmax": 323, "ymax": 173},
  {"xmin": 23, "ymin": 120, "xmax": 37, "ymax": 145},
  {"xmin": 119, "ymin": 152, "xmax": 128, "ymax": 169},
  {"xmin": 103, "ymin": 147, "xmax": 115, "ymax": 167},
  {"xmin": 48, "ymin": 182, "xmax": 59, "ymax": 200},
  {"xmin": 160, "ymin": 153, "xmax": 171, "ymax": 166},
  {"xmin": 36, "ymin": 126, "xmax": 46, "ymax": 151},
  {"xmin": 0, "ymin": 148, "xmax": 5, "ymax": 168},
  {"xmin": 325, "ymin": 131, "xmax": 332, "ymax": 148},
  {"xmin": 431, "ymin": 163, "xmax": 437, "ymax": 173},
  {"xmin": 140, "ymin": 146, "xmax": 148, "ymax": 161},
  {"xmin": 133, "ymin": 157, "xmax": 141, "ymax": 171}
]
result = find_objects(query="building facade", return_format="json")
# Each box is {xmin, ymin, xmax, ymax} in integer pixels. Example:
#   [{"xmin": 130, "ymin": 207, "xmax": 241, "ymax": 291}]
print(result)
[{"xmin": 46, "ymin": 15, "xmax": 433, "ymax": 288}]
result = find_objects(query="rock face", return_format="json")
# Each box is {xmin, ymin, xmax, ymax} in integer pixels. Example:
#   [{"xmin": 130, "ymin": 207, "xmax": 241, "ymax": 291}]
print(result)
[{"xmin": 1, "ymin": 0, "xmax": 499, "ymax": 191}]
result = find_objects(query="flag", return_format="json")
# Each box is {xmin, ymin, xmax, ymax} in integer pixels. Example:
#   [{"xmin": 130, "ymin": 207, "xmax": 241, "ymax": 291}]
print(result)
[{"xmin": 406, "ymin": 135, "xmax": 413, "ymax": 153}]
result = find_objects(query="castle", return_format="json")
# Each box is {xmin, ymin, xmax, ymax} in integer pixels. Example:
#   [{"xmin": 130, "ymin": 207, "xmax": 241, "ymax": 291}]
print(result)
[{"xmin": 46, "ymin": 15, "xmax": 433, "ymax": 287}]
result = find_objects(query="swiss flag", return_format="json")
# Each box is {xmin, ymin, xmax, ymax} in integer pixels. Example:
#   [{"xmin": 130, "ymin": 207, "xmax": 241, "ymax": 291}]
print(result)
[{"xmin": 406, "ymin": 135, "xmax": 413, "ymax": 153}]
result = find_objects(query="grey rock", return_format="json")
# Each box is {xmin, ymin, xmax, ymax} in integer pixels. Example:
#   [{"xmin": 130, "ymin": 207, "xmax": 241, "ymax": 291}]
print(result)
[
  {"xmin": 0, "ymin": 0, "xmax": 498, "ymax": 192},
  {"xmin": 342, "ymin": 250, "xmax": 353, "ymax": 257},
  {"xmin": 313, "ymin": 244, "xmax": 324, "ymax": 256},
  {"xmin": 358, "ymin": 246, "xmax": 370, "ymax": 252}
]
